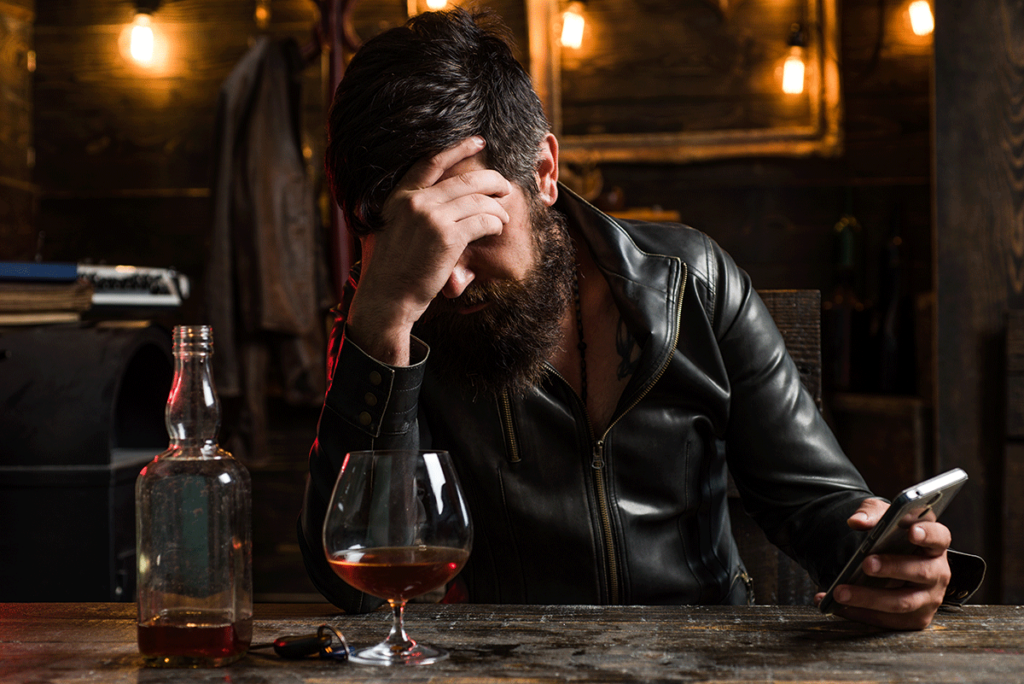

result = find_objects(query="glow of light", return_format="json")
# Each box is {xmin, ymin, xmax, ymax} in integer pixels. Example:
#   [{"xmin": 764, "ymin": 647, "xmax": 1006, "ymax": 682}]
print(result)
[
  {"xmin": 909, "ymin": 0, "xmax": 934, "ymax": 36},
  {"xmin": 426, "ymin": 0, "xmax": 448, "ymax": 9},
  {"xmin": 561, "ymin": 3, "xmax": 585, "ymax": 50},
  {"xmin": 782, "ymin": 48, "xmax": 805, "ymax": 95},
  {"xmin": 254, "ymin": 4, "xmax": 270, "ymax": 29},
  {"xmin": 129, "ymin": 14, "xmax": 155, "ymax": 65}
]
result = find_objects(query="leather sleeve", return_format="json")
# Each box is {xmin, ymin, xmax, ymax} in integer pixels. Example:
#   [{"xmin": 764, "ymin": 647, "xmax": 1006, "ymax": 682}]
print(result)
[
  {"xmin": 298, "ymin": 314, "xmax": 430, "ymax": 613},
  {"xmin": 706, "ymin": 240, "xmax": 986, "ymax": 602},
  {"xmin": 706, "ymin": 238, "xmax": 885, "ymax": 587}
]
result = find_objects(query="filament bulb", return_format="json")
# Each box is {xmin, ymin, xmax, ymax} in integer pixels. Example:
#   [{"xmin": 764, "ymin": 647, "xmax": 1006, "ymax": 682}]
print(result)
[
  {"xmin": 130, "ymin": 14, "xmax": 155, "ymax": 65},
  {"xmin": 909, "ymin": 0, "xmax": 934, "ymax": 36},
  {"xmin": 561, "ymin": 2, "xmax": 585, "ymax": 50},
  {"xmin": 782, "ymin": 47, "xmax": 805, "ymax": 95}
]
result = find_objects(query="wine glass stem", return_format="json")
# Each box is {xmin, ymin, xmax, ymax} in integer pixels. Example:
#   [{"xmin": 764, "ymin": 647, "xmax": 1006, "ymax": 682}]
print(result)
[{"xmin": 384, "ymin": 599, "xmax": 415, "ymax": 654}]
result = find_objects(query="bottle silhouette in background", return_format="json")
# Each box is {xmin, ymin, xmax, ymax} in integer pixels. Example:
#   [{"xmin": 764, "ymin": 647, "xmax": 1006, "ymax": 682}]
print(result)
[
  {"xmin": 871, "ymin": 205, "xmax": 913, "ymax": 394},
  {"xmin": 822, "ymin": 210, "xmax": 872, "ymax": 392}
]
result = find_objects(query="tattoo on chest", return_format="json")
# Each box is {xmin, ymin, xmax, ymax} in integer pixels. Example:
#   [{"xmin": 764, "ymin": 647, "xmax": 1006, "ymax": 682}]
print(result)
[{"xmin": 616, "ymin": 317, "xmax": 640, "ymax": 379}]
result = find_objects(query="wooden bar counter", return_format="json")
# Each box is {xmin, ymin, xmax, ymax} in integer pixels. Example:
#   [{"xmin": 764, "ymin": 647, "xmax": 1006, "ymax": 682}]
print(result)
[{"xmin": 2, "ymin": 602, "xmax": 1023, "ymax": 683}]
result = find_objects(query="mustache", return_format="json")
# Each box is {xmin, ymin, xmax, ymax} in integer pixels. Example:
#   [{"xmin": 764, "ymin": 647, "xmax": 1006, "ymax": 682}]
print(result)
[{"xmin": 424, "ymin": 279, "xmax": 527, "ymax": 318}]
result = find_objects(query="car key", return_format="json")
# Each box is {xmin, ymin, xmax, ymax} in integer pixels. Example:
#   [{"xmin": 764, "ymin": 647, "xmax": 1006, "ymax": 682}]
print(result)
[{"xmin": 316, "ymin": 624, "xmax": 351, "ymax": 661}]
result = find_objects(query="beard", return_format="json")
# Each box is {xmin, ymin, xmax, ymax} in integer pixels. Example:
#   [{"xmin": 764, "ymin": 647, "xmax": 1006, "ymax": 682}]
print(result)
[{"xmin": 412, "ymin": 202, "xmax": 575, "ymax": 399}]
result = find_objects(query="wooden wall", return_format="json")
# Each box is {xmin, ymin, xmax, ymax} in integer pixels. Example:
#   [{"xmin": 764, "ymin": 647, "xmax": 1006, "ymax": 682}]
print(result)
[
  {"xmin": 26, "ymin": 0, "xmax": 328, "ymax": 327},
  {"xmin": 935, "ymin": 0, "xmax": 1024, "ymax": 604},
  {"xmin": 0, "ymin": 0, "xmax": 35, "ymax": 258}
]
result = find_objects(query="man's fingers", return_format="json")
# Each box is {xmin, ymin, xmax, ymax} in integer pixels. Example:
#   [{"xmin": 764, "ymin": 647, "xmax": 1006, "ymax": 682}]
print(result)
[
  {"xmin": 423, "ymin": 169, "xmax": 512, "ymax": 211},
  {"xmin": 907, "ymin": 521, "xmax": 953, "ymax": 552},
  {"xmin": 443, "ymin": 192, "xmax": 510, "ymax": 227},
  {"xmin": 848, "ymin": 498, "xmax": 889, "ymax": 530},
  {"xmin": 861, "ymin": 552, "xmax": 950, "ymax": 586},
  {"xmin": 400, "ymin": 136, "xmax": 487, "ymax": 190},
  {"xmin": 390, "ymin": 190, "xmax": 508, "ymax": 247}
]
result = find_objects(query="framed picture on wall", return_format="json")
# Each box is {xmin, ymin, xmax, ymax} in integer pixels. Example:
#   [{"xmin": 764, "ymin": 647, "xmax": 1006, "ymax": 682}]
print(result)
[{"xmin": 525, "ymin": 0, "xmax": 842, "ymax": 164}]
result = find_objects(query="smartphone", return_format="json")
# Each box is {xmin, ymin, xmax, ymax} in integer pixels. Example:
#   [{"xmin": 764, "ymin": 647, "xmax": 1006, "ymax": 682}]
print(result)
[{"xmin": 818, "ymin": 467, "xmax": 968, "ymax": 616}]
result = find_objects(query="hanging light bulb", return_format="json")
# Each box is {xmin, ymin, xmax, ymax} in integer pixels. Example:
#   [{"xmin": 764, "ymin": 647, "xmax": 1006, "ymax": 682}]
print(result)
[
  {"xmin": 254, "ymin": 0, "xmax": 271, "ymax": 30},
  {"xmin": 129, "ymin": 13, "xmax": 155, "ymax": 65},
  {"xmin": 119, "ymin": 0, "xmax": 162, "ymax": 68},
  {"xmin": 782, "ymin": 48, "xmax": 805, "ymax": 95},
  {"xmin": 781, "ymin": 23, "xmax": 806, "ymax": 95},
  {"xmin": 561, "ymin": 2, "xmax": 586, "ymax": 50},
  {"xmin": 908, "ymin": 0, "xmax": 934, "ymax": 36},
  {"xmin": 407, "ymin": 0, "xmax": 447, "ymax": 16}
]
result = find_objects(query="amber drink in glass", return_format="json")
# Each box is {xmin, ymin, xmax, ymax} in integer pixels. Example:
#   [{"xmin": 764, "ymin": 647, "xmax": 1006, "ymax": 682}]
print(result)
[{"xmin": 322, "ymin": 450, "xmax": 472, "ymax": 665}]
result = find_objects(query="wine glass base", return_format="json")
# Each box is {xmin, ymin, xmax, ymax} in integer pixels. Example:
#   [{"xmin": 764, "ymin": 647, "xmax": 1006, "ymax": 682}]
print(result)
[{"xmin": 349, "ymin": 641, "xmax": 449, "ymax": 666}]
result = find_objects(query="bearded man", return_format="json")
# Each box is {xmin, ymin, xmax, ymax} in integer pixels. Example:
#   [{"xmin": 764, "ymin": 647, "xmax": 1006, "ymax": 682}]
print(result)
[{"xmin": 299, "ymin": 8, "xmax": 983, "ymax": 629}]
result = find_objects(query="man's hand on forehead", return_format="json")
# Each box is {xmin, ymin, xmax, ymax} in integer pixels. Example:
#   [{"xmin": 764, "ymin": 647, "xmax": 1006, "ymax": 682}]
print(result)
[
  {"xmin": 406, "ymin": 135, "xmax": 512, "ymax": 199},
  {"xmin": 345, "ymin": 137, "xmax": 514, "ymax": 366}
]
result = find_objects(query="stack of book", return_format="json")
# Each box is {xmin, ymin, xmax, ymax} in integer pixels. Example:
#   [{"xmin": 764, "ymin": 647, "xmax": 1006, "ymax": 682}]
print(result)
[{"xmin": 0, "ymin": 262, "xmax": 94, "ymax": 325}]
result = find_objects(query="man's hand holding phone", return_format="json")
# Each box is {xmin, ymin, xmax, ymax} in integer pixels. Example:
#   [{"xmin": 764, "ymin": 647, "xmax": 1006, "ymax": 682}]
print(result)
[{"xmin": 814, "ymin": 497, "xmax": 952, "ymax": 630}]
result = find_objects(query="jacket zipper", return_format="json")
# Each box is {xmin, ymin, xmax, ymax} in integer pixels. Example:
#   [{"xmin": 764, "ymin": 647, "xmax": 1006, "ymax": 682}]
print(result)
[
  {"xmin": 590, "ymin": 438, "xmax": 618, "ymax": 603},
  {"xmin": 546, "ymin": 262, "xmax": 688, "ymax": 604},
  {"xmin": 590, "ymin": 261, "xmax": 687, "ymax": 604},
  {"xmin": 500, "ymin": 391, "xmax": 520, "ymax": 462}
]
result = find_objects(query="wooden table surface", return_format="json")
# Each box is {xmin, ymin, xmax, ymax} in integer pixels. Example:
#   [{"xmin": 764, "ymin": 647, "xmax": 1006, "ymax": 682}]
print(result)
[{"xmin": 2, "ymin": 602, "xmax": 1023, "ymax": 683}]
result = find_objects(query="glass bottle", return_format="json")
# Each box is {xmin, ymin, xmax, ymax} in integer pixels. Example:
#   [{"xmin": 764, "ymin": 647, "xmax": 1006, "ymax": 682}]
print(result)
[
  {"xmin": 136, "ymin": 325, "xmax": 252, "ymax": 667},
  {"xmin": 822, "ymin": 210, "xmax": 870, "ymax": 392}
]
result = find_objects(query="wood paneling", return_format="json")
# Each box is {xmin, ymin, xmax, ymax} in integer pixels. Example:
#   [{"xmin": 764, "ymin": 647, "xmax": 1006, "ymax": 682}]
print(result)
[
  {"xmin": 935, "ymin": 0, "xmax": 1024, "ymax": 603},
  {"xmin": 32, "ymin": 2, "xmax": 323, "ymax": 193},
  {"xmin": 0, "ymin": 0, "xmax": 36, "ymax": 260},
  {"xmin": 28, "ymin": 0, "xmax": 325, "ymax": 335}
]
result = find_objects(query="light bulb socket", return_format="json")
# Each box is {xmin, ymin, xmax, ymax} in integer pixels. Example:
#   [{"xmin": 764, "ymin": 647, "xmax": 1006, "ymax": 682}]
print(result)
[
  {"xmin": 134, "ymin": 0, "xmax": 161, "ymax": 15},
  {"xmin": 787, "ymin": 22, "xmax": 806, "ymax": 48}
]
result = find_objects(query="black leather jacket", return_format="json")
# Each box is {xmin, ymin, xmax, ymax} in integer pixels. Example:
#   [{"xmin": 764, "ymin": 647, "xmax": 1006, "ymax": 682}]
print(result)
[{"xmin": 299, "ymin": 187, "xmax": 982, "ymax": 613}]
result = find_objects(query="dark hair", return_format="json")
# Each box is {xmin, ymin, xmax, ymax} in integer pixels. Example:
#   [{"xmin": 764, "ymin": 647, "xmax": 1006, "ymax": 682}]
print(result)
[{"xmin": 324, "ymin": 8, "xmax": 550, "ymax": 237}]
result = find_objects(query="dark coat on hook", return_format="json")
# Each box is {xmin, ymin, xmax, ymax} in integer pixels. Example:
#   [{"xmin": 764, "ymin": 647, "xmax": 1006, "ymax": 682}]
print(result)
[{"xmin": 205, "ymin": 36, "xmax": 330, "ymax": 462}]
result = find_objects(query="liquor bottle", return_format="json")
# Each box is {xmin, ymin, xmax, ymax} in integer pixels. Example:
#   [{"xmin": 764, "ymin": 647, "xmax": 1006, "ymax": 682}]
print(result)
[
  {"xmin": 873, "ymin": 208, "xmax": 904, "ymax": 393},
  {"xmin": 822, "ymin": 211, "xmax": 870, "ymax": 392},
  {"xmin": 136, "ymin": 325, "xmax": 252, "ymax": 667}
]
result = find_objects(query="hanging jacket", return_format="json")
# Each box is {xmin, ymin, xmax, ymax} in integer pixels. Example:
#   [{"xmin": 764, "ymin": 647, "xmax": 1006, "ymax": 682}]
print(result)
[{"xmin": 206, "ymin": 36, "xmax": 327, "ymax": 408}]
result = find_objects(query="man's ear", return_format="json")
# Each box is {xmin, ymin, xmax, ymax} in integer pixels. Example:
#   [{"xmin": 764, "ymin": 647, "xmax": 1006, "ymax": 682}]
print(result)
[{"xmin": 535, "ymin": 133, "xmax": 559, "ymax": 207}]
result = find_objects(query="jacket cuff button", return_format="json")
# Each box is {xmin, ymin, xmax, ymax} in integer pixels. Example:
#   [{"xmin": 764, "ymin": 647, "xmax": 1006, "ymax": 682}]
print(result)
[
  {"xmin": 369, "ymin": 371, "xmax": 382, "ymax": 385},
  {"xmin": 364, "ymin": 393, "xmax": 378, "ymax": 407},
  {"xmin": 359, "ymin": 411, "xmax": 372, "ymax": 426}
]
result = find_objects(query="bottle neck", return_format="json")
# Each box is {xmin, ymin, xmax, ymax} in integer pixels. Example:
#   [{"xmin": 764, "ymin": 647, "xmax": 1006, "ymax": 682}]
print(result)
[{"xmin": 166, "ymin": 332, "xmax": 221, "ymax": 450}]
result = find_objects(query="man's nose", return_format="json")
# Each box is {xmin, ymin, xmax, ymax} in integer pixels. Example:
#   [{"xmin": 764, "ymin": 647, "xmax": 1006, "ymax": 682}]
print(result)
[{"xmin": 441, "ymin": 263, "xmax": 474, "ymax": 299}]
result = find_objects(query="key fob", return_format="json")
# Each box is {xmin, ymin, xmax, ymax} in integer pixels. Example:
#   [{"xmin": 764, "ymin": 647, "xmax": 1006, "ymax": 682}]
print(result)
[{"xmin": 273, "ymin": 632, "xmax": 332, "ymax": 659}]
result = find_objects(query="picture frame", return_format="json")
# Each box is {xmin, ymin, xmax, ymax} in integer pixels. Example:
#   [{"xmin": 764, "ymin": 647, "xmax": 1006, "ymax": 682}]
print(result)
[{"xmin": 525, "ymin": 0, "xmax": 842, "ymax": 164}]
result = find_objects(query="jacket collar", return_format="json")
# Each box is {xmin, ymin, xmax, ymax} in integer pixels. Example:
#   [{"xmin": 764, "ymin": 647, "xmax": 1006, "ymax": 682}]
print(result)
[{"xmin": 554, "ymin": 184, "xmax": 687, "ymax": 415}]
